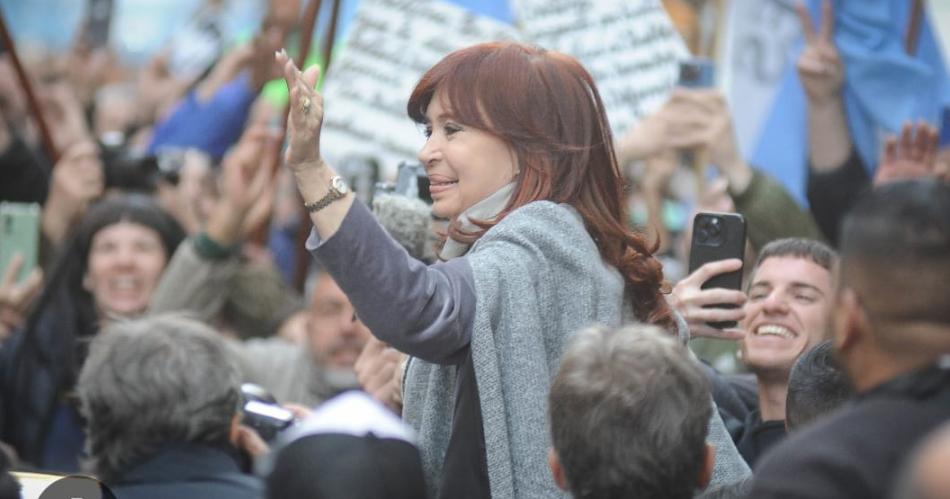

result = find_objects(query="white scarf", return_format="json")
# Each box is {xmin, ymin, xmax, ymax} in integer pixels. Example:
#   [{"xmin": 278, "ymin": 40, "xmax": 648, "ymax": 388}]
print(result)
[{"xmin": 438, "ymin": 182, "xmax": 516, "ymax": 260}]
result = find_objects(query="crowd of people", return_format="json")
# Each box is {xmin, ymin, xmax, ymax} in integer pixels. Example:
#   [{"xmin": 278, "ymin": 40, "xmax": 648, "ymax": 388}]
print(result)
[{"xmin": 0, "ymin": 0, "xmax": 949, "ymax": 498}]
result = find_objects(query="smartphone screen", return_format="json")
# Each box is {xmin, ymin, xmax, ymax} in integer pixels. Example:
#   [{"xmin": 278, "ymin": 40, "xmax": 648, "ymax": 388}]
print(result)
[
  {"xmin": 687, "ymin": 212, "xmax": 746, "ymax": 328},
  {"xmin": 0, "ymin": 202, "xmax": 41, "ymax": 284}
]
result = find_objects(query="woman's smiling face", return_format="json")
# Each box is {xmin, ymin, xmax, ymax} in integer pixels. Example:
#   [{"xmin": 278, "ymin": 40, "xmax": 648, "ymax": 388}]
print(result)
[{"xmin": 416, "ymin": 90, "xmax": 519, "ymax": 220}]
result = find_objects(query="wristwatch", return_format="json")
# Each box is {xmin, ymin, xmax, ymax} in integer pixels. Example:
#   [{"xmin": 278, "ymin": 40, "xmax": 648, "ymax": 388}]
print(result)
[{"xmin": 304, "ymin": 176, "xmax": 350, "ymax": 213}]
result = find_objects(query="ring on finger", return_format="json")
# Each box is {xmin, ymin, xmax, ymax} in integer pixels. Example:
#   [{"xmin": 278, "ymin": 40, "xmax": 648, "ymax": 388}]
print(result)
[{"xmin": 301, "ymin": 96, "xmax": 312, "ymax": 114}]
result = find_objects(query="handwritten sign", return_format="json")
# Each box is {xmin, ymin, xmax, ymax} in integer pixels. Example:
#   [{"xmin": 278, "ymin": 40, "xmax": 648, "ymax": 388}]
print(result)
[
  {"xmin": 511, "ymin": 0, "xmax": 688, "ymax": 136},
  {"xmin": 320, "ymin": 0, "xmax": 518, "ymax": 177}
]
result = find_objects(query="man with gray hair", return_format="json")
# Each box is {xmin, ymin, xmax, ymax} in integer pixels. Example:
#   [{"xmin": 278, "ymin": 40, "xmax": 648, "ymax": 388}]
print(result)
[
  {"xmin": 77, "ymin": 314, "xmax": 263, "ymax": 499},
  {"xmin": 547, "ymin": 324, "xmax": 715, "ymax": 499}
]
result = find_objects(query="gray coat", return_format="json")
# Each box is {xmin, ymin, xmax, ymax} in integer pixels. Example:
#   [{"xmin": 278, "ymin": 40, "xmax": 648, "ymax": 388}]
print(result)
[{"xmin": 401, "ymin": 201, "xmax": 749, "ymax": 498}]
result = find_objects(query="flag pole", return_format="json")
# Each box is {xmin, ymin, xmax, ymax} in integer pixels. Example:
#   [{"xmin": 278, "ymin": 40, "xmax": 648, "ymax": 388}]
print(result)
[
  {"xmin": 0, "ymin": 5, "xmax": 59, "ymax": 163},
  {"xmin": 292, "ymin": 0, "xmax": 342, "ymax": 293},
  {"xmin": 905, "ymin": 0, "xmax": 924, "ymax": 55}
]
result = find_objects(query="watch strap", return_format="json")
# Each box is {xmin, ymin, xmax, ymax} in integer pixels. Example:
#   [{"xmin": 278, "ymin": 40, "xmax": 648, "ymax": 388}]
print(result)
[{"xmin": 304, "ymin": 177, "xmax": 348, "ymax": 213}]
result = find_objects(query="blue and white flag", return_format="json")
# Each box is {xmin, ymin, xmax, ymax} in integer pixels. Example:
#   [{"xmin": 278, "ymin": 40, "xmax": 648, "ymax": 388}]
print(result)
[{"xmin": 751, "ymin": 0, "xmax": 950, "ymax": 205}]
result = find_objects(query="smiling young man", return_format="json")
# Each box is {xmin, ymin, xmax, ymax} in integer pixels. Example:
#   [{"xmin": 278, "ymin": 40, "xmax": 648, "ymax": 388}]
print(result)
[
  {"xmin": 735, "ymin": 238, "xmax": 837, "ymax": 465},
  {"xmin": 750, "ymin": 180, "xmax": 950, "ymax": 499}
]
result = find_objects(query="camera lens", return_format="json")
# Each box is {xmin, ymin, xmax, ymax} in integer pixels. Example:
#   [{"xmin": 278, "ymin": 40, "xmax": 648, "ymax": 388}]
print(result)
[{"xmin": 695, "ymin": 215, "xmax": 724, "ymax": 246}]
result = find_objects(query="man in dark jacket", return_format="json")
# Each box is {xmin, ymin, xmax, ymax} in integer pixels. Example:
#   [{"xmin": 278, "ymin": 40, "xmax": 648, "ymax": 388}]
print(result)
[
  {"xmin": 750, "ymin": 180, "xmax": 950, "ymax": 499},
  {"xmin": 76, "ymin": 314, "xmax": 262, "ymax": 499}
]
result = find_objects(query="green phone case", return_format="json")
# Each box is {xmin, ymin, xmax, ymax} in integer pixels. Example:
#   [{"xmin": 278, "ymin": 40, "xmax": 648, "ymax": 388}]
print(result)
[{"xmin": 0, "ymin": 202, "xmax": 41, "ymax": 284}]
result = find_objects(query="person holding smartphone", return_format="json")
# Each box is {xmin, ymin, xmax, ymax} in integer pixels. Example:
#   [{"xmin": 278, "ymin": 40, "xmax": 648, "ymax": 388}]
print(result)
[{"xmin": 672, "ymin": 238, "xmax": 837, "ymax": 466}]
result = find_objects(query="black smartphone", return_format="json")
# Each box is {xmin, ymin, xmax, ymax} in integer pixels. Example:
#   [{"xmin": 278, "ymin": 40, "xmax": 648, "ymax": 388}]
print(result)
[
  {"xmin": 687, "ymin": 212, "xmax": 747, "ymax": 329},
  {"xmin": 678, "ymin": 57, "xmax": 715, "ymax": 88},
  {"xmin": 82, "ymin": 0, "xmax": 114, "ymax": 49}
]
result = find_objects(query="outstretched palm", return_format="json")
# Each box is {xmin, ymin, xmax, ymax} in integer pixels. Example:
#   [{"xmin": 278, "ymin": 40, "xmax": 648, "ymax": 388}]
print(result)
[{"xmin": 276, "ymin": 50, "xmax": 324, "ymax": 167}]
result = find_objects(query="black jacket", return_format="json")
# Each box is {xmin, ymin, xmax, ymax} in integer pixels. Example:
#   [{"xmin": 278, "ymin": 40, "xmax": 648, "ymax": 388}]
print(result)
[
  {"xmin": 750, "ymin": 360, "xmax": 950, "ymax": 499},
  {"xmin": 0, "ymin": 291, "xmax": 85, "ymax": 469},
  {"xmin": 109, "ymin": 444, "xmax": 262, "ymax": 499}
]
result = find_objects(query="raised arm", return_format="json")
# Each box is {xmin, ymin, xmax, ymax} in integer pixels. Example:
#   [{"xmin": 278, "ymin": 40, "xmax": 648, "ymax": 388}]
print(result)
[
  {"xmin": 797, "ymin": 0, "xmax": 851, "ymax": 173},
  {"xmin": 275, "ymin": 51, "xmax": 354, "ymax": 239},
  {"xmin": 275, "ymin": 51, "xmax": 474, "ymax": 364}
]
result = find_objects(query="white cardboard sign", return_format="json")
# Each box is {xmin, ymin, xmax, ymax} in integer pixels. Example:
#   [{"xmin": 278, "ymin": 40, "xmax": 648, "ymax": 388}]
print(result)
[
  {"xmin": 320, "ymin": 0, "xmax": 518, "ymax": 177},
  {"xmin": 321, "ymin": 0, "xmax": 687, "ymax": 177}
]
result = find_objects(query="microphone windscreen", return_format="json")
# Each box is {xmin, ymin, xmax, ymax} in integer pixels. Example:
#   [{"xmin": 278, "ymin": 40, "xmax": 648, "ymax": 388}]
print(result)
[{"xmin": 372, "ymin": 194, "xmax": 435, "ymax": 263}]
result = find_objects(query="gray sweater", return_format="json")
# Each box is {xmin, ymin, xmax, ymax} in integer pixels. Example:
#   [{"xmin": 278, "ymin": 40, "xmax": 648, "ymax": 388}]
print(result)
[{"xmin": 310, "ymin": 200, "xmax": 749, "ymax": 498}]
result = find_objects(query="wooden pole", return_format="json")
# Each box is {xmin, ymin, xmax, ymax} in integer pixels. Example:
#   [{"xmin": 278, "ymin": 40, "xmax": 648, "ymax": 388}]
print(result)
[
  {"xmin": 905, "ymin": 0, "xmax": 924, "ymax": 55},
  {"xmin": 248, "ymin": 0, "xmax": 321, "ymax": 245},
  {"xmin": 292, "ymin": 0, "xmax": 342, "ymax": 293},
  {"xmin": 0, "ymin": 5, "xmax": 59, "ymax": 163}
]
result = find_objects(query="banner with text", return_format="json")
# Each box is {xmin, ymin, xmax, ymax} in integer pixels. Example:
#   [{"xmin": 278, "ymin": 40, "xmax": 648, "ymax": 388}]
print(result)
[
  {"xmin": 320, "ymin": 0, "xmax": 518, "ymax": 177},
  {"xmin": 511, "ymin": 0, "xmax": 688, "ymax": 136}
]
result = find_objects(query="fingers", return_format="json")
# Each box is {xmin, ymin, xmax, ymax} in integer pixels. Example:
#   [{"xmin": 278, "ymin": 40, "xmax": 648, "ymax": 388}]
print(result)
[
  {"xmin": 920, "ymin": 123, "xmax": 939, "ymax": 168},
  {"xmin": 899, "ymin": 122, "xmax": 914, "ymax": 157},
  {"xmin": 277, "ymin": 49, "xmax": 298, "ymax": 91},
  {"xmin": 235, "ymin": 425, "xmax": 270, "ymax": 458},
  {"xmin": 684, "ymin": 305, "xmax": 747, "ymax": 325},
  {"xmin": 819, "ymin": 0, "xmax": 834, "ymax": 41},
  {"xmin": 796, "ymin": 2, "xmax": 816, "ymax": 43},
  {"xmin": 882, "ymin": 136, "xmax": 898, "ymax": 168},
  {"xmin": 302, "ymin": 64, "xmax": 322, "ymax": 92},
  {"xmin": 690, "ymin": 288, "xmax": 748, "ymax": 307},
  {"xmin": 686, "ymin": 258, "xmax": 744, "ymax": 286},
  {"xmin": 691, "ymin": 325, "xmax": 746, "ymax": 341},
  {"xmin": 1, "ymin": 254, "xmax": 22, "ymax": 287},
  {"xmin": 282, "ymin": 403, "xmax": 312, "ymax": 420},
  {"xmin": 18, "ymin": 269, "xmax": 43, "ymax": 306}
]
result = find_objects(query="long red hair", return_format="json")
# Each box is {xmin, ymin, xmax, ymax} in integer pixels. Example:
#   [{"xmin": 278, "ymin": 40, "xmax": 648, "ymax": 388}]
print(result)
[{"xmin": 408, "ymin": 42, "xmax": 674, "ymax": 331}]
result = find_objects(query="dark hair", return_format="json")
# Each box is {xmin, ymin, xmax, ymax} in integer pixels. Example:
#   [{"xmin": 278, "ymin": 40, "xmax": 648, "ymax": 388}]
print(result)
[
  {"xmin": 752, "ymin": 238, "xmax": 837, "ymax": 278},
  {"xmin": 786, "ymin": 341, "xmax": 854, "ymax": 431},
  {"xmin": 549, "ymin": 324, "xmax": 711, "ymax": 499},
  {"xmin": 78, "ymin": 314, "xmax": 242, "ymax": 483},
  {"xmin": 840, "ymin": 180, "xmax": 950, "ymax": 325},
  {"xmin": 33, "ymin": 193, "xmax": 184, "ymax": 337},
  {"xmin": 407, "ymin": 42, "xmax": 674, "ymax": 330},
  {"xmin": 4, "ymin": 194, "xmax": 184, "ymax": 463}
]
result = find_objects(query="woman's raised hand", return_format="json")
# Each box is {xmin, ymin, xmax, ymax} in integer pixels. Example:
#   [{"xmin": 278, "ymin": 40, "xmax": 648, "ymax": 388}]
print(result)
[{"xmin": 276, "ymin": 50, "xmax": 324, "ymax": 169}]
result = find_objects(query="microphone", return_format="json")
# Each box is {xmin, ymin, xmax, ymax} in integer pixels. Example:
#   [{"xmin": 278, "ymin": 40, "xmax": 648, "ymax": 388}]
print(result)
[{"xmin": 371, "ymin": 193, "xmax": 437, "ymax": 264}]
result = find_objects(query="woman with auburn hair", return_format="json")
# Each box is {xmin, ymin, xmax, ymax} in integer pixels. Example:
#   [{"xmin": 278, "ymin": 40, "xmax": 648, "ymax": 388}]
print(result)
[{"xmin": 276, "ymin": 42, "xmax": 747, "ymax": 498}]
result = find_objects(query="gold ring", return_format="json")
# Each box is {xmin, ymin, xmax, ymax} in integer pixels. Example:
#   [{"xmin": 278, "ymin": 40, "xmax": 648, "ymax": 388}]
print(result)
[{"xmin": 301, "ymin": 96, "xmax": 311, "ymax": 114}]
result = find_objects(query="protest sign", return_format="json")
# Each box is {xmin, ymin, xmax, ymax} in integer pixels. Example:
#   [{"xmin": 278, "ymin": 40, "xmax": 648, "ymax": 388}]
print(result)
[
  {"xmin": 511, "ymin": 0, "xmax": 688, "ymax": 136},
  {"xmin": 320, "ymin": 0, "xmax": 518, "ymax": 177}
]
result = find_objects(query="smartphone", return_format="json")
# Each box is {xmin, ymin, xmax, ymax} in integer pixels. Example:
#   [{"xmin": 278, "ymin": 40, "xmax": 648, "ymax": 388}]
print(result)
[
  {"xmin": 687, "ymin": 212, "xmax": 746, "ymax": 329},
  {"xmin": 0, "ymin": 202, "xmax": 41, "ymax": 285},
  {"xmin": 82, "ymin": 0, "xmax": 114, "ymax": 49},
  {"xmin": 678, "ymin": 57, "xmax": 715, "ymax": 88}
]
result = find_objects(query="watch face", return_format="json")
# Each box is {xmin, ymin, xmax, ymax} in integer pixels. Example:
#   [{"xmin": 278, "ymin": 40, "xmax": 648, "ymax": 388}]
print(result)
[{"xmin": 333, "ymin": 176, "xmax": 350, "ymax": 195}]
